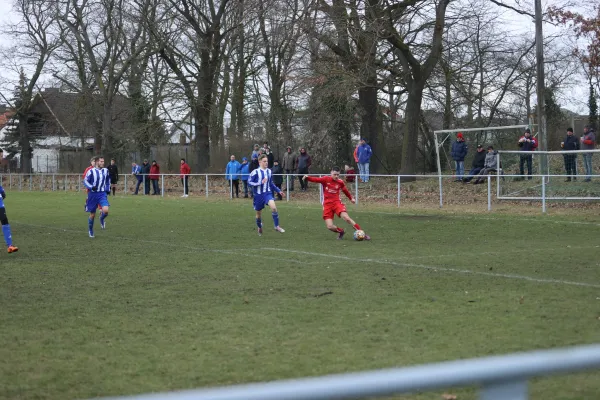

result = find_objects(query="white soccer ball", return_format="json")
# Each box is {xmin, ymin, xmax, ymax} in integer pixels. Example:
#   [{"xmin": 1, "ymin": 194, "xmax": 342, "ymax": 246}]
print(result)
[{"xmin": 353, "ymin": 230, "xmax": 366, "ymax": 241}]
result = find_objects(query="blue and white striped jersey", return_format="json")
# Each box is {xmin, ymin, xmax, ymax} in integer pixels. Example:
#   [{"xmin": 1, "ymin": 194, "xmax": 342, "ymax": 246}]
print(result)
[
  {"xmin": 248, "ymin": 167, "xmax": 280, "ymax": 195},
  {"xmin": 84, "ymin": 168, "xmax": 111, "ymax": 192}
]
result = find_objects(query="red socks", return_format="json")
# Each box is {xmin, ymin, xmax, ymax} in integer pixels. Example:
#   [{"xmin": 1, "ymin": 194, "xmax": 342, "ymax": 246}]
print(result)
[{"xmin": 353, "ymin": 224, "xmax": 361, "ymax": 230}]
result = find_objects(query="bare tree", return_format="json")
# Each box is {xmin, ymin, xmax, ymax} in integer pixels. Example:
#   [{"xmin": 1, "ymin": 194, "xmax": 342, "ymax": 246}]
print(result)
[
  {"xmin": 0, "ymin": 0, "xmax": 62, "ymax": 172},
  {"xmin": 57, "ymin": 0, "xmax": 153, "ymax": 160},
  {"xmin": 154, "ymin": 0, "xmax": 238, "ymax": 172}
]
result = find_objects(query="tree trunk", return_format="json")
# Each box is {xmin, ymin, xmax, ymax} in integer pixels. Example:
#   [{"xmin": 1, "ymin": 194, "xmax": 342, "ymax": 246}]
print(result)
[
  {"xmin": 193, "ymin": 99, "xmax": 211, "ymax": 172},
  {"xmin": 101, "ymin": 101, "xmax": 114, "ymax": 161},
  {"xmin": 18, "ymin": 118, "xmax": 32, "ymax": 173},
  {"xmin": 400, "ymin": 85, "xmax": 424, "ymax": 178},
  {"xmin": 358, "ymin": 84, "xmax": 379, "ymax": 172}
]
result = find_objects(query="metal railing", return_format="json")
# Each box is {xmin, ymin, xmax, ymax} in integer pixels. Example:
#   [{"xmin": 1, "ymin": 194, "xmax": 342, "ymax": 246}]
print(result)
[
  {"xmin": 0, "ymin": 172, "xmax": 598, "ymax": 213},
  {"xmin": 98, "ymin": 344, "xmax": 600, "ymax": 400}
]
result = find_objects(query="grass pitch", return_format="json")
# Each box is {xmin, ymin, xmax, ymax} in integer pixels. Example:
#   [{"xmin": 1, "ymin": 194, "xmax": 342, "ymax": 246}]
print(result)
[{"xmin": 1, "ymin": 192, "xmax": 599, "ymax": 400}]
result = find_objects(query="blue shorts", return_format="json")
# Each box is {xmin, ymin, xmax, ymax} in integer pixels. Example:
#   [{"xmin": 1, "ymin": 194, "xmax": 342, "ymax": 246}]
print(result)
[
  {"xmin": 253, "ymin": 192, "xmax": 275, "ymax": 211},
  {"xmin": 85, "ymin": 192, "xmax": 109, "ymax": 213}
]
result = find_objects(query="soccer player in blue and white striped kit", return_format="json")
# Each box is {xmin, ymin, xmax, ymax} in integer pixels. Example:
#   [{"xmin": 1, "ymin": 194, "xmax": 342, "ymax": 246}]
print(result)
[
  {"xmin": 0, "ymin": 185, "xmax": 18, "ymax": 253},
  {"xmin": 248, "ymin": 154, "xmax": 285, "ymax": 236},
  {"xmin": 83, "ymin": 156, "xmax": 111, "ymax": 238}
]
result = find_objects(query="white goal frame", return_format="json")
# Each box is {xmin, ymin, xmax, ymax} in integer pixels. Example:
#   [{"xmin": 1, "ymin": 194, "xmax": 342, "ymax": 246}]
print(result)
[{"xmin": 433, "ymin": 124, "xmax": 531, "ymax": 205}]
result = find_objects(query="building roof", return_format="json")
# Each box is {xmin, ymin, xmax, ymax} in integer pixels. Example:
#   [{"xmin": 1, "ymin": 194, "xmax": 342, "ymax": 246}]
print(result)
[{"xmin": 28, "ymin": 88, "xmax": 137, "ymax": 137}]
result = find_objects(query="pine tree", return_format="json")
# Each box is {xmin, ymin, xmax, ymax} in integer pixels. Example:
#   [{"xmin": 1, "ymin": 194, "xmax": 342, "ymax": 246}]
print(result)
[{"xmin": 589, "ymin": 82, "xmax": 598, "ymax": 131}]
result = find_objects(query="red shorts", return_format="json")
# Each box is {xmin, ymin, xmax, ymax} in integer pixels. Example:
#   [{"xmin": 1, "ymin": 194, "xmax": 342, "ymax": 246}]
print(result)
[{"xmin": 322, "ymin": 202, "xmax": 347, "ymax": 220}]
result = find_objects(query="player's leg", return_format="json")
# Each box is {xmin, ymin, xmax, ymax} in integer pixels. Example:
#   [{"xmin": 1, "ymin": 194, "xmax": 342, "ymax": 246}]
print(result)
[
  {"xmin": 254, "ymin": 195, "xmax": 265, "ymax": 235},
  {"xmin": 324, "ymin": 215, "xmax": 345, "ymax": 239},
  {"xmin": 267, "ymin": 198, "xmax": 284, "ymax": 232},
  {"xmin": 99, "ymin": 196, "xmax": 110, "ymax": 229},
  {"xmin": 340, "ymin": 211, "xmax": 370, "ymax": 240},
  {"xmin": 111, "ymin": 183, "xmax": 116, "ymax": 196},
  {"xmin": 86, "ymin": 195, "xmax": 98, "ymax": 237},
  {"xmin": 0, "ymin": 207, "xmax": 17, "ymax": 253}
]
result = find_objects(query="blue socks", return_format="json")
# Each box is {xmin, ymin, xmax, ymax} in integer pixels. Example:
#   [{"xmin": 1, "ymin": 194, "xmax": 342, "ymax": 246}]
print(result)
[
  {"xmin": 272, "ymin": 212, "xmax": 279, "ymax": 227},
  {"xmin": 2, "ymin": 224, "xmax": 12, "ymax": 246},
  {"xmin": 100, "ymin": 212, "xmax": 107, "ymax": 224},
  {"xmin": 256, "ymin": 218, "xmax": 262, "ymax": 228},
  {"xmin": 88, "ymin": 216, "xmax": 94, "ymax": 232}
]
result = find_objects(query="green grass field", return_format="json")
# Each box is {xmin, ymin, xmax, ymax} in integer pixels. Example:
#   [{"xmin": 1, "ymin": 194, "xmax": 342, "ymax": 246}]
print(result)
[{"xmin": 1, "ymin": 192, "xmax": 599, "ymax": 400}]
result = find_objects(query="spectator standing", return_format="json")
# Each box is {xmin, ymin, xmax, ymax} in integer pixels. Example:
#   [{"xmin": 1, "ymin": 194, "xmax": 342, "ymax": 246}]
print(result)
[
  {"xmin": 249, "ymin": 155, "xmax": 259, "ymax": 198},
  {"xmin": 180, "ymin": 158, "xmax": 191, "ymax": 197},
  {"xmin": 272, "ymin": 160, "xmax": 284, "ymax": 200},
  {"xmin": 265, "ymin": 147, "xmax": 274, "ymax": 168},
  {"xmin": 132, "ymin": 162, "xmax": 142, "ymax": 195},
  {"xmin": 450, "ymin": 132, "xmax": 468, "ymax": 182},
  {"xmin": 107, "ymin": 159, "xmax": 119, "ymax": 196},
  {"xmin": 225, "ymin": 155, "xmax": 241, "ymax": 198},
  {"xmin": 581, "ymin": 124, "xmax": 596, "ymax": 182},
  {"xmin": 296, "ymin": 147, "xmax": 312, "ymax": 191},
  {"xmin": 356, "ymin": 138, "xmax": 372, "ymax": 183},
  {"xmin": 518, "ymin": 128, "xmax": 537, "ymax": 179},
  {"xmin": 251, "ymin": 144, "xmax": 260, "ymax": 159},
  {"xmin": 282, "ymin": 146, "xmax": 297, "ymax": 191},
  {"xmin": 141, "ymin": 160, "xmax": 151, "ymax": 195},
  {"xmin": 150, "ymin": 160, "xmax": 160, "ymax": 195},
  {"xmin": 463, "ymin": 145, "xmax": 486, "ymax": 183},
  {"xmin": 240, "ymin": 157, "xmax": 250, "ymax": 198},
  {"xmin": 561, "ymin": 127, "xmax": 580, "ymax": 182}
]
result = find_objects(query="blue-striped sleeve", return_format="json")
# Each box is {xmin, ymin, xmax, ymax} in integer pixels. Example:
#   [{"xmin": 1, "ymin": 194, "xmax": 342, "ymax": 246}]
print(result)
[
  {"xmin": 104, "ymin": 170, "xmax": 111, "ymax": 191},
  {"xmin": 83, "ymin": 169, "xmax": 94, "ymax": 189},
  {"xmin": 248, "ymin": 169, "xmax": 260, "ymax": 186}
]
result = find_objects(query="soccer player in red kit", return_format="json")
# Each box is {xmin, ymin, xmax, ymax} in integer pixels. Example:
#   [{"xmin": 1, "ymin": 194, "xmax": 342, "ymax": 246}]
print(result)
[{"xmin": 303, "ymin": 166, "xmax": 371, "ymax": 240}]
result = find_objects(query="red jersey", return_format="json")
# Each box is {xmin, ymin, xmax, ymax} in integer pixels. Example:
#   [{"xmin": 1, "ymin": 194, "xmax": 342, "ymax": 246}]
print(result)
[{"xmin": 305, "ymin": 176, "xmax": 352, "ymax": 204}]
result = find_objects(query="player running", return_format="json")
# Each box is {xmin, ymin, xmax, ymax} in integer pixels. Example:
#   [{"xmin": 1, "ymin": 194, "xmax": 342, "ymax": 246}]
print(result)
[
  {"xmin": 0, "ymin": 185, "xmax": 18, "ymax": 253},
  {"xmin": 303, "ymin": 166, "xmax": 371, "ymax": 240},
  {"xmin": 83, "ymin": 156, "xmax": 111, "ymax": 238},
  {"xmin": 248, "ymin": 154, "xmax": 285, "ymax": 236}
]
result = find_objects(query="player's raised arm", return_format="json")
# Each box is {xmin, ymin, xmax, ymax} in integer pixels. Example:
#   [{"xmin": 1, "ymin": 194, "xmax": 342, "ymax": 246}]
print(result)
[{"xmin": 304, "ymin": 175, "xmax": 326, "ymax": 183}]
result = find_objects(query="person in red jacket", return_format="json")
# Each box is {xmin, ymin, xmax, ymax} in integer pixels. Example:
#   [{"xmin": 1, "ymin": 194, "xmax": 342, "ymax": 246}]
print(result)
[
  {"xmin": 149, "ymin": 160, "xmax": 160, "ymax": 195},
  {"xmin": 344, "ymin": 164, "xmax": 356, "ymax": 183},
  {"xmin": 303, "ymin": 166, "xmax": 371, "ymax": 240},
  {"xmin": 180, "ymin": 158, "xmax": 191, "ymax": 197}
]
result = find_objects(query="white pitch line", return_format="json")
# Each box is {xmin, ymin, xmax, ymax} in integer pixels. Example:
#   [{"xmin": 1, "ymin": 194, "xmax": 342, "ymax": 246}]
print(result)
[{"xmin": 259, "ymin": 247, "xmax": 600, "ymax": 289}]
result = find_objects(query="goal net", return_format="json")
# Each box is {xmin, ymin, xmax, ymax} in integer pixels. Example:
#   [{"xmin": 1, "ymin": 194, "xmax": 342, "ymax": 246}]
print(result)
[
  {"xmin": 434, "ymin": 125, "xmax": 531, "ymax": 179},
  {"xmin": 497, "ymin": 149, "xmax": 600, "ymax": 200}
]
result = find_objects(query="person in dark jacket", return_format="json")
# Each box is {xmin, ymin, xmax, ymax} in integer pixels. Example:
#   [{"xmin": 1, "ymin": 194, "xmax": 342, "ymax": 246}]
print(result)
[
  {"xmin": 107, "ymin": 159, "xmax": 119, "ymax": 196},
  {"xmin": 473, "ymin": 146, "xmax": 499, "ymax": 184},
  {"xmin": 561, "ymin": 127, "xmax": 580, "ymax": 182},
  {"xmin": 272, "ymin": 160, "xmax": 284, "ymax": 200},
  {"xmin": 462, "ymin": 145, "xmax": 486, "ymax": 182},
  {"xmin": 249, "ymin": 155, "xmax": 259, "ymax": 198},
  {"xmin": 265, "ymin": 147, "xmax": 274, "ymax": 169},
  {"xmin": 141, "ymin": 160, "xmax": 151, "ymax": 195},
  {"xmin": 450, "ymin": 132, "xmax": 468, "ymax": 182},
  {"xmin": 518, "ymin": 128, "xmax": 537, "ymax": 179},
  {"xmin": 296, "ymin": 148, "xmax": 312, "ymax": 191}
]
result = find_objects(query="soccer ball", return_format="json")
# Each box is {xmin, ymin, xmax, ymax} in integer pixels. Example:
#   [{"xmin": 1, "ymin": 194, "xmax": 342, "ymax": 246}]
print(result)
[{"xmin": 353, "ymin": 230, "xmax": 366, "ymax": 241}]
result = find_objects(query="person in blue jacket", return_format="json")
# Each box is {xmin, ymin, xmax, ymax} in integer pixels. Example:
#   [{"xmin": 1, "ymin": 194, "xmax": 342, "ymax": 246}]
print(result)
[
  {"xmin": 225, "ymin": 154, "xmax": 242, "ymax": 198},
  {"xmin": 451, "ymin": 132, "xmax": 468, "ymax": 181},
  {"xmin": 240, "ymin": 157, "xmax": 250, "ymax": 198},
  {"xmin": 356, "ymin": 138, "xmax": 373, "ymax": 183}
]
